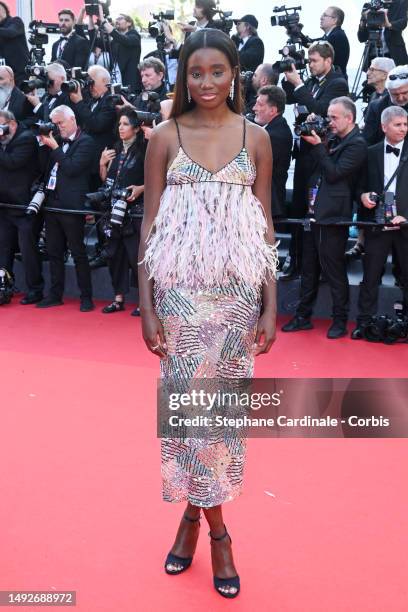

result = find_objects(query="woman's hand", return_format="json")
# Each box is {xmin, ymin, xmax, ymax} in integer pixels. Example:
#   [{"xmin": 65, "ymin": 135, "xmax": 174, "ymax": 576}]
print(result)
[
  {"xmin": 141, "ymin": 310, "xmax": 167, "ymax": 358},
  {"xmin": 253, "ymin": 312, "xmax": 277, "ymax": 355},
  {"xmin": 100, "ymin": 147, "xmax": 116, "ymax": 165},
  {"xmin": 126, "ymin": 185, "xmax": 144, "ymax": 202}
]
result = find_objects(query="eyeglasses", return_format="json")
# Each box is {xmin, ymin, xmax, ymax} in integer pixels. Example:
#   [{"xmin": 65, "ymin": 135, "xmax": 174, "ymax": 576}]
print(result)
[
  {"xmin": 367, "ymin": 67, "xmax": 387, "ymax": 73},
  {"xmin": 389, "ymin": 73, "xmax": 408, "ymax": 80}
]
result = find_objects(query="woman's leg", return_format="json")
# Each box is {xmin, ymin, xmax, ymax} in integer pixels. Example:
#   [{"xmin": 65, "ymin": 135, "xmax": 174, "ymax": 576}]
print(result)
[
  {"xmin": 165, "ymin": 502, "xmax": 201, "ymax": 572},
  {"xmin": 204, "ymin": 505, "xmax": 239, "ymax": 595}
]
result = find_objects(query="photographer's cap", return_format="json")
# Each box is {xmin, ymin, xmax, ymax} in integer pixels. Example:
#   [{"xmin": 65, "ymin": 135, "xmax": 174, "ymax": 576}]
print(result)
[{"xmin": 233, "ymin": 14, "xmax": 258, "ymax": 29}]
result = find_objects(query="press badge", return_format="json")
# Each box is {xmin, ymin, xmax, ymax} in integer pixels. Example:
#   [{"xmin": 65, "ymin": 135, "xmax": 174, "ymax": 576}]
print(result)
[
  {"xmin": 307, "ymin": 187, "xmax": 318, "ymax": 217},
  {"xmin": 46, "ymin": 162, "xmax": 59, "ymax": 191}
]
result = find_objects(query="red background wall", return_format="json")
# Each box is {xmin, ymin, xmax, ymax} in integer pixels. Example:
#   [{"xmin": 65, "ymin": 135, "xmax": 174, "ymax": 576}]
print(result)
[{"xmin": 34, "ymin": 1, "xmax": 85, "ymax": 22}]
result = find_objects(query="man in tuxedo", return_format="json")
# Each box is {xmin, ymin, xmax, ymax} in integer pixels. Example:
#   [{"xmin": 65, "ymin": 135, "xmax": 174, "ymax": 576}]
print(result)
[
  {"xmin": 363, "ymin": 65, "xmax": 408, "ymax": 145},
  {"xmin": 253, "ymin": 85, "xmax": 292, "ymax": 220},
  {"xmin": 358, "ymin": 0, "xmax": 408, "ymax": 66},
  {"xmin": 100, "ymin": 13, "xmax": 141, "ymax": 93},
  {"xmin": 37, "ymin": 105, "xmax": 94, "ymax": 311},
  {"xmin": 352, "ymin": 106, "xmax": 408, "ymax": 338},
  {"xmin": 25, "ymin": 63, "xmax": 72, "ymax": 124},
  {"xmin": 51, "ymin": 9, "xmax": 90, "ymax": 70},
  {"xmin": 282, "ymin": 97, "xmax": 368, "ymax": 339},
  {"xmin": 0, "ymin": 109, "xmax": 43, "ymax": 304},
  {"xmin": 320, "ymin": 7, "xmax": 350, "ymax": 78},
  {"xmin": 0, "ymin": 65, "xmax": 33, "ymax": 124},
  {"xmin": 0, "ymin": 2, "xmax": 29, "ymax": 86},
  {"xmin": 233, "ymin": 15, "xmax": 264, "ymax": 73},
  {"xmin": 280, "ymin": 41, "xmax": 349, "ymax": 280}
]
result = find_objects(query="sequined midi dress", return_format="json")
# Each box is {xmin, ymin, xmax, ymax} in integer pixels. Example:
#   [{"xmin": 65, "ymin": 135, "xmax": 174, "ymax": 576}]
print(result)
[{"xmin": 144, "ymin": 118, "xmax": 278, "ymax": 508}]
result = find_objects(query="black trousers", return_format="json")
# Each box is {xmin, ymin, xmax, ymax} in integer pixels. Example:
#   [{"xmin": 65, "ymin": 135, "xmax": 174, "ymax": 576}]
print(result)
[
  {"xmin": 45, "ymin": 212, "xmax": 92, "ymax": 300},
  {"xmin": 0, "ymin": 210, "xmax": 44, "ymax": 293},
  {"xmin": 105, "ymin": 219, "xmax": 141, "ymax": 296},
  {"xmin": 357, "ymin": 228, "xmax": 408, "ymax": 325},
  {"xmin": 296, "ymin": 224, "xmax": 349, "ymax": 321}
]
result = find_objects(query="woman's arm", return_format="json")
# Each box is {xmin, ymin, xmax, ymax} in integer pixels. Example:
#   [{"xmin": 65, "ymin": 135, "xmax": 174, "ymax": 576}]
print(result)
[{"xmin": 251, "ymin": 125, "xmax": 277, "ymax": 354}]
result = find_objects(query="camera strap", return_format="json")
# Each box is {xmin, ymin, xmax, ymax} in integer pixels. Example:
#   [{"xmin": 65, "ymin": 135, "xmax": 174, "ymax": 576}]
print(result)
[{"xmin": 384, "ymin": 153, "xmax": 408, "ymax": 193}]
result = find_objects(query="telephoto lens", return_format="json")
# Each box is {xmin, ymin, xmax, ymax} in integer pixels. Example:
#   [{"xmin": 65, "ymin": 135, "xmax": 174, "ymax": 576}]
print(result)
[
  {"xmin": 60, "ymin": 80, "xmax": 79, "ymax": 94},
  {"xmin": 26, "ymin": 189, "xmax": 46, "ymax": 215},
  {"xmin": 110, "ymin": 188, "xmax": 132, "ymax": 225}
]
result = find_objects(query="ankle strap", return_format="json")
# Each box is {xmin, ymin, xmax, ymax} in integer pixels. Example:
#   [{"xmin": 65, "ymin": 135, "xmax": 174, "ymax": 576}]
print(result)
[
  {"xmin": 208, "ymin": 524, "xmax": 229, "ymax": 541},
  {"xmin": 183, "ymin": 513, "xmax": 201, "ymax": 523}
]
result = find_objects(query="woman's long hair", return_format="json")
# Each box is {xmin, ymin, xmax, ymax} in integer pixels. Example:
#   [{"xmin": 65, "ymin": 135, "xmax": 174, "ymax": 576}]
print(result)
[
  {"xmin": 115, "ymin": 107, "xmax": 146, "ymax": 158},
  {"xmin": 170, "ymin": 28, "xmax": 242, "ymax": 118}
]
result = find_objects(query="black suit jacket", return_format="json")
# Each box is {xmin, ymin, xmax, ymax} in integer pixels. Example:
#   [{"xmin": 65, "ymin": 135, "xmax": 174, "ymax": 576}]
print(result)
[
  {"xmin": 42, "ymin": 132, "xmax": 94, "ymax": 210},
  {"xmin": 51, "ymin": 33, "xmax": 90, "ymax": 70},
  {"xmin": 236, "ymin": 35, "xmax": 265, "ymax": 72},
  {"xmin": 309, "ymin": 126, "xmax": 368, "ymax": 224},
  {"xmin": 323, "ymin": 27, "xmax": 350, "ymax": 78},
  {"xmin": 0, "ymin": 125, "xmax": 39, "ymax": 210},
  {"xmin": 32, "ymin": 91, "xmax": 73, "ymax": 123},
  {"xmin": 8, "ymin": 87, "xmax": 34, "ymax": 125},
  {"xmin": 110, "ymin": 29, "xmax": 141, "ymax": 93},
  {"xmin": 265, "ymin": 115, "xmax": 293, "ymax": 218},
  {"xmin": 358, "ymin": 0, "xmax": 408, "ymax": 65},
  {"xmin": 0, "ymin": 16, "xmax": 30, "ymax": 85},
  {"xmin": 357, "ymin": 139, "xmax": 408, "ymax": 221},
  {"xmin": 283, "ymin": 68, "xmax": 349, "ymax": 116},
  {"xmin": 71, "ymin": 92, "xmax": 116, "ymax": 172}
]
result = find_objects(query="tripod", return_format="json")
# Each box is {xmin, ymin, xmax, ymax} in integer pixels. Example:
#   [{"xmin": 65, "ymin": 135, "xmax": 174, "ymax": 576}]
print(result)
[{"xmin": 351, "ymin": 29, "xmax": 385, "ymax": 101}]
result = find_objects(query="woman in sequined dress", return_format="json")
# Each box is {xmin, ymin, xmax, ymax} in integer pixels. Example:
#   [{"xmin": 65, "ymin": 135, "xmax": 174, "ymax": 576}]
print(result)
[{"xmin": 138, "ymin": 29, "xmax": 278, "ymax": 598}]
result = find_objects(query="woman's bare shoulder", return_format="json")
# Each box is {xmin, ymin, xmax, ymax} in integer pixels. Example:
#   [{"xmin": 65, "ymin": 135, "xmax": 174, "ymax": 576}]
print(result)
[
  {"xmin": 150, "ymin": 118, "xmax": 178, "ymax": 144},
  {"xmin": 246, "ymin": 120, "xmax": 271, "ymax": 145}
]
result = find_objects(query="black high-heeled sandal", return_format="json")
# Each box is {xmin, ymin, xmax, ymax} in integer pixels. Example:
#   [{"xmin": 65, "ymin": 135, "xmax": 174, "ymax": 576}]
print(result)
[
  {"xmin": 164, "ymin": 513, "xmax": 201, "ymax": 575},
  {"xmin": 102, "ymin": 300, "xmax": 125, "ymax": 314},
  {"xmin": 209, "ymin": 525, "xmax": 240, "ymax": 599}
]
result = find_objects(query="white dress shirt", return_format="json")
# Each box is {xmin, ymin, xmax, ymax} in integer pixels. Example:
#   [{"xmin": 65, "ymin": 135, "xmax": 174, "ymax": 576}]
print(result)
[{"xmin": 384, "ymin": 138, "xmax": 404, "ymax": 193}]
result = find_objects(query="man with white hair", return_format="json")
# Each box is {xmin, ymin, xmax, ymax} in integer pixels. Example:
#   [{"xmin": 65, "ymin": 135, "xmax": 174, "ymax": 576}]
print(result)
[
  {"xmin": 363, "ymin": 64, "xmax": 408, "ymax": 145},
  {"xmin": 25, "ymin": 63, "xmax": 72, "ymax": 122},
  {"xmin": 36, "ymin": 105, "xmax": 94, "ymax": 311},
  {"xmin": 0, "ymin": 65, "xmax": 33, "ymax": 123},
  {"xmin": 366, "ymin": 57, "xmax": 396, "ymax": 104},
  {"xmin": 352, "ymin": 105, "xmax": 408, "ymax": 339}
]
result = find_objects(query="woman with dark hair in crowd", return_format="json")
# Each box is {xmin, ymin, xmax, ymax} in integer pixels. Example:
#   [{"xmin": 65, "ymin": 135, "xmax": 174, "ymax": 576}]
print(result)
[
  {"xmin": 138, "ymin": 29, "xmax": 278, "ymax": 598},
  {"xmin": 99, "ymin": 107, "xmax": 145, "ymax": 315}
]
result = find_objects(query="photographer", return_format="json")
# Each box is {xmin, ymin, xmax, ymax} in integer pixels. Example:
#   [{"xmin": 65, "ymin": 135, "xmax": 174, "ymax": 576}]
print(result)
[
  {"xmin": 100, "ymin": 14, "xmax": 142, "ymax": 93},
  {"xmin": 25, "ymin": 63, "xmax": 72, "ymax": 123},
  {"xmin": 358, "ymin": 0, "xmax": 408, "ymax": 66},
  {"xmin": 363, "ymin": 64, "xmax": 408, "ymax": 144},
  {"xmin": 0, "ymin": 2, "xmax": 29, "ymax": 86},
  {"xmin": 69, "ymin": 65, "xmax": 116, "ymax": 187},
  {"xmin": 98, "ymin": 108, "xmax": 145, "ymax": 315},
  {"xmin": 144, "ymin": 22, "xmax": 179, "ymax": 91},
  {"xmin": 0, "ymin": 66, "xmax": 34, "ymax": 124},
  {"xmin": 51, "ymin": 9, "xmax": 90, "ymax": 70},
  {"xmin": 282, "ymin": 97, "xmax": 368, "ymax": 338},
  {"xmin": 178, "ymin": 1, "xmax": 217, "ymax": 35},
  {"xmin": 320, "ymin": 7, "xmax": 350, "ymax": 78},
  {"xmin": 0, "ymin": 109, "xmax": 43, "ymax": 305},
  {"xmin": 244, "ymin": 63, "xmax": 278, "ymax": 115},
  {"xmin": 352, "ymin": 106, "xmax": 408, "ymax": 338},
  {"xmin": 232, "ymin": 14, "xmax": 264, "ymax": 73},
  {"xmin": 37, "ymin": 105, "xmax": 94, "ymax": 311},
  {"xmin": 281, "ymin": 41, "xmax": 349, "ymax": 280},
  {"xmin": 133, "ymin": 58, "xmax": 168, "ymax": 108},
  {"xmin": 253, "ymin": 86, "xmax": 292, "ymax": 219},
  {"xmin": 364, "ymin": 56, "xmax": 396, "ymax": 109}
]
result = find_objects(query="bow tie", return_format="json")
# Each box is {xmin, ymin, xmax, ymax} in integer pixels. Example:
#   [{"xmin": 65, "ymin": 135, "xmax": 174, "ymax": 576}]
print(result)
[
  {"xmin": 386, "ymin": 144, "xmax": 400, "ymax": 157},
  {"xmin": 59, "ymin": 36, "xmax": 69, "ymax": 42}
]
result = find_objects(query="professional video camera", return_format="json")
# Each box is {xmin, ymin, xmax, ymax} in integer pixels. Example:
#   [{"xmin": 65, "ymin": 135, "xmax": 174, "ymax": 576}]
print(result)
[
  {"xmin": 212, "ymin": 9, "xmax": 234, "ymax": 34},
  {"xmin": 27, "ymin": 20, "xmax": 59, "ymax": 66},
  {"xmin": 148, "ymin": 10, "xmax": 175, "ymax": 39},
  {"xmin": 85, "ymin": 0, "xmax": 111, "ymax": 18},
  {"xmin": 0, "ymin": 124, "xmax": 10, "ymax": 137},
  {"xmin": 271, "ymin": 6, "xmax": 311, "ymax": 77},
  {"xmin": 0, "ymin": 268, "xmax": 13, "ymax": 306},
  {"xmin": 61, "ymin": 68, "xmax": 93, "ymax": 94},
  {"xmin": 362, "ymin": 0, "xmax": 393, "ymax": 29},
  {"xmin": 294, "ymin": 115, "xmax": 330, "ymax": 137}
]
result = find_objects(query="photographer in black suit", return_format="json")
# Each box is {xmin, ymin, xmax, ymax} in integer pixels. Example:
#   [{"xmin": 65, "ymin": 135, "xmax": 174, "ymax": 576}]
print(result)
[
  {"xmin": 282, "ymin": 97, "xmax": 368, "ymax": 338},
  {"xmin": 51, "ymin": 9, "xmax": 90, "ymax": 70},
  {"xmin": 233, "ymin": 14, "xmax": 264, "ymax": 72},
  {"xmin": 281, "ymin": 41, "xmax": 349, "ymax": 280},
  {"xmin": 100, "ymin": 13, "xmax": 141, "ymax": 93},
  {"xmin": 37, "ymin": 106, "xmax": 94, "ymax": 311},
  {"xmin": 363, "ymin": 65, "xmax": 408, "ymax": 145},
  {"xmin": 0, "ymin": 66, "xmax": 33, "ymax": 124},
  {"xmin": 352, "ymin": 105, "xmax": 408, "ymax": 338},
  {"xmin": 0, "ymin": 110, "xmax": 43, "ymax": 304},
  {"xmin": 253, "ymin": 86, "xmax": 292, "ymax": 219},
  {"xmin": 25, "ymin": 63, "xmax": 72, "ymax": 124},
  {"xmin": 0, "ymin": 2, "xmax": 29, "ymax": 86},
  {"xmin": 320, "ymin": 7, "xmax": 350, "ymax": 78},
  {"xmin": 358, "ymin": 0, "xmax": 408, "ymax": 66}
]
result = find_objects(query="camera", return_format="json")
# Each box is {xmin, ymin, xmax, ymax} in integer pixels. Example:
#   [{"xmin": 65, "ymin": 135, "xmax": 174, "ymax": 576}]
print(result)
[
  {"xmin": 276, "ymin": 44, "xmax": 308, "ymax": 73},
  {"xmin": 61, "ymin": 68, "xmax": 93, "ymax": 94},
  {"xmin": 271, "ymin": 5, "xmax": 302, "ymax": 34},
  {"xmin": 363, "ymin": 0, "xmax": 393, "ymax": 29},
  {"xmin": 20, "ymin": 78, "xmax": 47, "ymax": 94},
  {"xmin": 294, "ymin": 115, "xmax": 330, "ymax": 137},
  {"xmin": 110, "ymin": 188, "xmax": 132, "ymax": 226},
  {"xmin": 106, "ymin": 83, "xmax": 131, "ymax": 107},
  {"xmin": 34, "ymin": 121, "xmax": 59, "ymax": 137},
  {"xmin": 26, "ymin": 186, "xmax": 46, "ymax": 215},
  {"xmin": 85, "ymin": 0, "xmax": 111, "ymax": 18},
  {"xmin": 0, "ymin": 268, "xmax": 13, "ymax": 306},
  {"xmin": 369, "ymin": 191, "xmax": 396, "ymax": 224},
  {"xmin": 212, "ymin": 9, "xmax": 234, "ymax": 35},
  {"xmin": 28, "ymin": 20, "xmax": 49, "ymax": 48},
  {"xmin": 148, "ymin": 10, "xmax": 175, "ymax": 39},
  {"xmin": 85, "ymin": 183, "xmax": 132, "ymax": 236},
  {"xmin": 0, "ymin": 124, "xmax": 10, "ymax": 137},
  {"xmin": 363, "ymin": 302, "xmax": 408, "ymax": 344},
  {"xmin": 133, "ymin": 91, "xmax": 162, "ymax": 126}
]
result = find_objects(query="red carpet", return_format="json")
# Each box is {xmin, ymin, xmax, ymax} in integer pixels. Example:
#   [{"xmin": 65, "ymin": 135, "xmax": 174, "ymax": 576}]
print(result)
[{"xmin": 0, "ymin": 299, "xmax": 407, "ymax": 611}]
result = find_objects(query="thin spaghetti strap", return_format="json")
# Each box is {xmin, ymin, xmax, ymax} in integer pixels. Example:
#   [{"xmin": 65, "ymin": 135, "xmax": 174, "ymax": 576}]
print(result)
[
  {"xmin": 243, "ymin": 117, "xmax": 247, "ymax": 148},
  {"xmin": 174, "ymin": 118, "xmax": 182, "ymax": 147}
]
